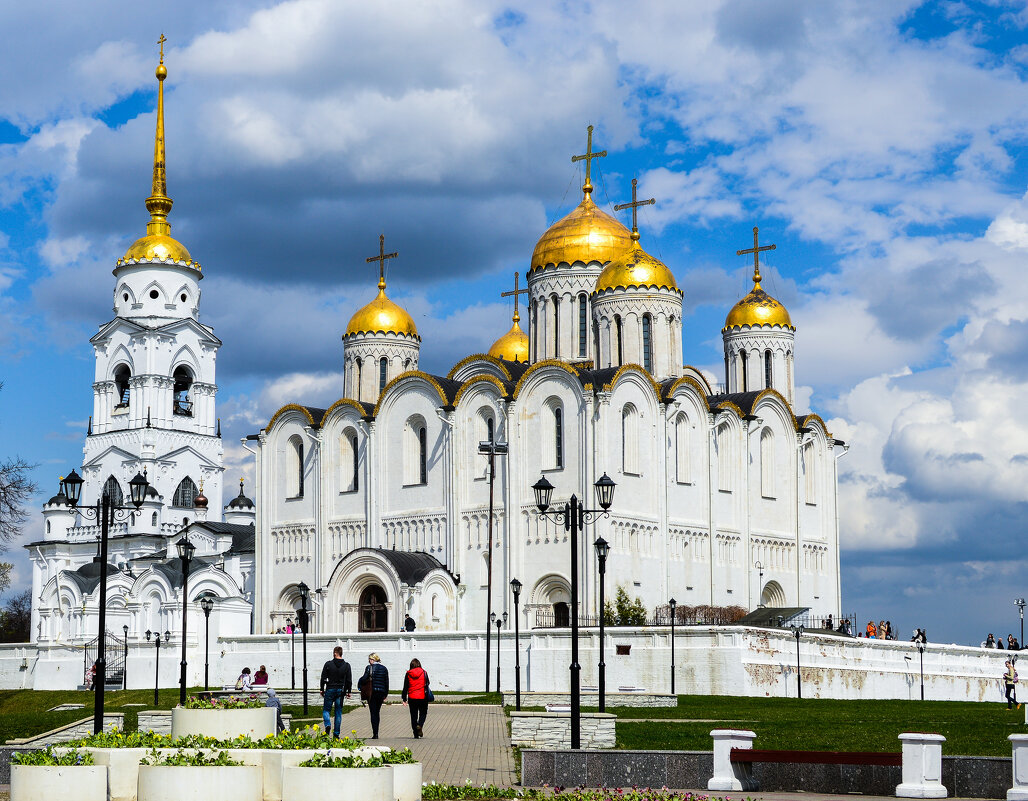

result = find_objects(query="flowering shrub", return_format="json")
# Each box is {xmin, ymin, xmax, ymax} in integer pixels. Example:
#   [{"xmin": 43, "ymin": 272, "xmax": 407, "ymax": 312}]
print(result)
[
  {"xmin": 299, "ymin": 752, "xmax": 384, "ymax": 768},
  {"xmin": 13, "ymin": 748, "xmax": 94, "ymax": 766},
  {"xmin": 420, "ymin": 785, "xmax": 731, "ymax": 800},
  {"xmin": 64, "ymin": 726, "xmax": 363, "ymax": 752},
  {"xmin": 139, "ymin": 748, "xmax": 243, "ymax": 767},
  {"xmin": 70, "ymin": 727, "xmax": 172, "ymax": 749},
  {"xmin": 183, "ymin": 694, "xmax": 264, "ymax": 710},
  {"xmin": 381, "ymin": 747, "xmax": 417, "ymax": 765}
]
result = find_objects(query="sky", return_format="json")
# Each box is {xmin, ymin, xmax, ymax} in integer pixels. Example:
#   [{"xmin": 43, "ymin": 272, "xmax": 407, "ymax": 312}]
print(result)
[{"xmin": 2, "ymin": 0, "xmax": 1028, "ymax": 646}]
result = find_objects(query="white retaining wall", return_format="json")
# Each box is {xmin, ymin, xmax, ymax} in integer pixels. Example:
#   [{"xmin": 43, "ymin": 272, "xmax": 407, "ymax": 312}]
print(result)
[{"xmin": 1, "ymin": 627, "xmax": 1015, "ymax": 703}]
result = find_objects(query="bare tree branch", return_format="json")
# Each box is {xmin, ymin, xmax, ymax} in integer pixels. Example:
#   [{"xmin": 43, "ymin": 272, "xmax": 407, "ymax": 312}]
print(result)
[{"xmin": 0, "ymin": 457, "xmax": 37, "ymax": 550}]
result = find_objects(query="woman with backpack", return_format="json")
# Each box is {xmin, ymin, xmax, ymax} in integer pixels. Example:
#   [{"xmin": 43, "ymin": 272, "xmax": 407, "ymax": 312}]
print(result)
[
  {"xmin": 235, "ymin": 666, "xmax": 252, "ymax": 691},
  {"xmin": 357, "ymin": 653, "xmax": 389, "ymax": 738},
  {"xmin": 402, "ymin": 658, "xmax": 432, "ymax": 738}
]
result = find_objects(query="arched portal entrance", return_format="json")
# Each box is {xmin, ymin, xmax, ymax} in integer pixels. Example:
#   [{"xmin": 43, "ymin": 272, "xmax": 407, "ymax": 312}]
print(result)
[
  {"xmin": 359, "ymin": 585, "xmax": 388, "ymax": 632},
  {"xmin": 553, "ymin": 602, "xmax": 570, "ymax": 627},
  {"xmin": 760, "ymin": 580, "xmax": 786, "ymax": 608}
]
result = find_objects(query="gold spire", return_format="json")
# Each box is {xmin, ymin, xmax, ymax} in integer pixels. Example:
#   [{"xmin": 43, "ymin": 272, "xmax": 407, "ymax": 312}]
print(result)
[
  {"xmin": 723, "ymin": 227, "xmax": 793, "ymax": 332},
  {"xmin": 489, "ymin": 272, "xmax": 529, "ymax": 361},
  {"xmin": 571, "ymin": 124, "xmax": 607, "ymax": 198},
  {"xmin": 121, "ymin": 35, "xmax": 196, "ymax": 268},
  {"xmin": 345, "ymin": 235, "xmax": 419, "ymax": 338}
]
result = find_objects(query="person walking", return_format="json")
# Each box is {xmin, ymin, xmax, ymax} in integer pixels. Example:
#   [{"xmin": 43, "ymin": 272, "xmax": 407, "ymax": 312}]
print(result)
[
  {"xmin": 319, "ymin": 646, "xmax": 353, "ymax": 738},
  {"xmin": 1005, "ymin": 660, "xmax": 1020, "ymax": 710},
  {"xmin": 358, "ymin": 653, "xmax": 390, "ymax": 739},
  {"xmin": 402, "ymin": 658, "xmax": 430, "ymax": 738}
]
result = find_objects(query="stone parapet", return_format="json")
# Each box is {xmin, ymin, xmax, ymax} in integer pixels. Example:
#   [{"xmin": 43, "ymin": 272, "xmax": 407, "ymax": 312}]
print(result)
[
  {"xmin": 510, "ymin": 712, "xmax": 615, "ymax": 749},
  {"xmin": 501, "ymin": 691, "xmax": 675, "ymax": 708}
]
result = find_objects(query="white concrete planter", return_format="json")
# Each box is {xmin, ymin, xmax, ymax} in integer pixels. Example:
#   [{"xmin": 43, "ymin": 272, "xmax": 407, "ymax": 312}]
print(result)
[
  {"xmin": 224, "ymin": 749, "xmax": 266, "ymax": 767},
  {"xmin": 11, "ymin": 764, "xmax": 107, "ymax": 801},
  {"xmin": 391, "ymin": 762, "xmax": 423, "ymax": 801},
  {"xmin": 170, "ymin": 707, "xmax": 277, "ymax": 740},
  {"xmin": 137, "ymin": 765, "xmax": 262, "ymax": 801},
  {"xmin": 260, "ymin": 749, "xmax": 321, "ymax": 801},
  {"xmin": 88, "ymin": 748, "xmax": 149, "ymax": 801},
  {"xmin": 282, "ymin": 765, "xmax": 393, "ymax": 801},
  {"xmin": 333, "ymin": 745, "xmax": 388, "ymax": 759}
]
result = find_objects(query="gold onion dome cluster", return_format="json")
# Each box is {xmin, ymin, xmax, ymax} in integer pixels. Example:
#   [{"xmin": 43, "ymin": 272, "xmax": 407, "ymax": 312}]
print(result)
[
  {"xmin": 530, "ymin": 194, "xmax": 634, "ymax": 272},
  {"xmin": 594, "ymin": 236, "xmax": 679, "ymax": 294},
  {"xmin": 723, "ymin": 278, "xmax": 794, "ymax": 331},
  {"xmin": 487, "ymin": 311, "xmax": 529, "ymax": 362},
  {"xmin": 345, "ymin": 278, "xmax": 420, "ymax": 339}
]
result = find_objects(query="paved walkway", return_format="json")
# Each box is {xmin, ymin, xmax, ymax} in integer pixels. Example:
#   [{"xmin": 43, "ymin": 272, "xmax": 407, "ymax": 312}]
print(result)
[{"xmin": 346, "ymin": 702, "xmax": 516, "ymax": 787}]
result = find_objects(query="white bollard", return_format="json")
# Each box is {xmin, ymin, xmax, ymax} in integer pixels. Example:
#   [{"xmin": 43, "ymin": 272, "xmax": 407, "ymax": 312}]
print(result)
[
  {"xmin": 1008, "ymin": 734, "xmax": 1028, "ymax": 800},
  {"xmin": 708, "ymin": 729, "xmax": 758, "ymax": 792},
  {"xmin": 896, "ymin": 732, "xmax": 947, "ymax": 799}
]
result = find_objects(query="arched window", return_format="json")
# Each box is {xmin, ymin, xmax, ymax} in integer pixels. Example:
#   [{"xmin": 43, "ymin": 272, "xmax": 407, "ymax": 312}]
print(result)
[
  {"xmin": 404, "ymin": 417, "xmax": 428, "ymax": 486},
  {"xmin": 552, "ymin": 296, "xmax": 560, "ymax": 357},
  {"xmin": 151, "ymin": 511, "xmax": 158, "ymax": 526},
  {"xmin": 716, "ymin": 425, "xmax": 732, "ymax": 491},
  {"xmin": 740, "ymin": 350, "xmax": 748, "ymax": 392},
  {"xmin": 486, "ymin": 416, "xmax": 494, "ymax": 444},
  {"xmin": 341, "ymin": 429, "xmax": 359, "ymax": 492},
  {"xmin": 578, "ymin": 294, "xmax": 588, "ymax": 357},
  {"xmin": 173, "ymin": 366, "xmax": 194, "ymax": 416},
  {"xmin": 114, "ymin": 364, "xmax": 131, "ymax": 408},
  {"xmin": 622, "ymin": 404, "xmax": 640, "ymax": 474},
  {"xmin": 379, "ymin": 357, "xmax": 388, "ymax": 394},
  {"xmin": 288, "ymin": 435, "xmax": 305, "ymax": 498},
  {"xmin": 803, "ymin": 442, "xmax": 817, "ymax": 505},
  {"xmin": 675, "ymin": 413, "xmax": 691, "ymax": 484},
  {"xmin": 593, "ymin": 320, "xmax": 600, "ymax": 366},
  {"xmin": 760, "ymin": 429, "xmax": 775, "ymax": 498},
  {"xmin": 419, "ymin": 426, "xmax": 428, "ymax": 484},
  {"xmin": 642, "ymin": 315, "xmax": 653, "ymax": 373},
  {"xmin": 354, "ymin": 357, "xmax": 363, "ymax": 402},
  {"xmin": 615, "ymin": 316, "xmax": 624, "ymax": 366},
  {"xmin": 764, "ymin": 349, "xmax": 773, "ymax": 389},
  {"xmin": 554, "ymin": 406, "xmax": 564, "ymax": 469},
  {"xmin": 103, "ymin": 476, "xmax": 124, "ymax": 507},
  {"xmin": 403, "ymin": 359, "xmax": 411, "ymax": 370},
  {"xmin": 173, "ymin": 477, "xmax": 198, "ymax": 508},
  {"xmin": 531, "ymin": 303, "xmax": 538, "ymax": 362}
]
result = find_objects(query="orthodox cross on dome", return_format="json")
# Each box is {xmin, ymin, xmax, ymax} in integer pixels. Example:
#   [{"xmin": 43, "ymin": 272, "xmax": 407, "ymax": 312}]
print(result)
[
  {"xmin": 501, "ymin": 271, "xmax": 529, "ymax": 322},
  {"xmin": 158, "ymin": 33, "xmax": 166, "ymax": 63},
  {"xmin": 613, "ymin": 178, "xmax": 655, "ymax": 241},
  {"xmin": 366, "ymin": 234, "xmax": 398, "ymax": 290},
  {"xmin": 736, "ymin": 226, "xmax": 775, "ymax": 285},
  {"xmin": 571, "ymin": 125, "xmax": 607, "ymax": 196}
]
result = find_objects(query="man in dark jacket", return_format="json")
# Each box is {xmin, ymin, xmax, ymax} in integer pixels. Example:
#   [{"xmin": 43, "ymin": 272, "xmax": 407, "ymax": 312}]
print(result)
[{"xmin": 320, "ymin": 646, "xmax": 352, "ymax": 738}]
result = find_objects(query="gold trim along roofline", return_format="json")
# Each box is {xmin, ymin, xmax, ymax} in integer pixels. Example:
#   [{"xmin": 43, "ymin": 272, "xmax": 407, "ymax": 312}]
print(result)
[
  {"xmin": 372, "ymin": 370, "xmax": 453, "ymax": 417},
  {"xmin": 511, "ymin": 359, "xmax": 583, "ymax": 401},
  {"xmin": 446, "ymin": 354, "xmax": 513, "ymax": 381},
  {"xmin": 599, "ymin": 364, "xmax": 663, "ymax": 398},
  {"xmin": 453, "ymin": 375, "xmax": 509, "ymax": 406},
  {"xmin": 322, "ymin": 397, "xmax": 372, "ymax": 423},
  {"xmin": 662, "ymin": 375, "xmax": 713, "ymax": 403},
  {"xmin": 266, "ymin": 403, "xmax": 319, "ymax": 432}
]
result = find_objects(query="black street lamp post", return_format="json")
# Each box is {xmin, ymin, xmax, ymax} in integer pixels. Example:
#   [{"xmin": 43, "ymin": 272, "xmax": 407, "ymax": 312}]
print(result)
[
  {"xmin": 176, "ymin": 536, "xmax": 195, "ymax": 706},
  {"xmin": 669, "ymin": 598, "xmax": 677, "ymax": 695},
  {"xmin": 790, "ymin": 624, "xmax": 803, "ymax": 698},
  {"xmin": 492, "ymin": 613, "xmax": 505, "ymax": 694},
  {"xmin": 122, "ymin": 625, "xmax": 129, "ymax": 690},
  {"xmin": 510, "ymin": 578, "xmax": 522, "ymax": 711},
  {"xmin": 62, "ymin": 468, "xmax": 149, "ymax": 733},
  {"xmin": 199, "ymin": 595, "xmax": 216, "ymax": 691},
  {"xmin": 917, "ymin": 642, "xmax": 926, "ymax": 701},
  {"xmin": 532, "ymin": 472, "xmax": 616, "ymax": 750},
  {"xmin": 287, "ymin": 618, "xmax": 296, "ymax": 689},
  {"xmin": 1017, "ymin": 599, "xmax": 1026, "ymax": 647},
  {"xmin": 594, "ymin": 537, "xmax": 609, "ymax": 712},
  {"xmin": 298, "ymin": 582, "xmax": 310, "ymax": 715},
  {"xmin": 146, "ymin": 630, "xmax": 169, "ymax": 707},
  {"xmin": 478, "ymin": 439, "xmax": 508, "ymax": 693}
]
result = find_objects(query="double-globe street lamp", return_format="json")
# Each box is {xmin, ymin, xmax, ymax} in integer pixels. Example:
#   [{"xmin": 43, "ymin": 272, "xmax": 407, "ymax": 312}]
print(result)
[
  {"xmin": 1017, "ymin": 598, "xmax": 1026, "ymax": 648},
  {"xmin": 176, "ymin": 536, "xmax": 196, "ymax": 705},
  {"xmin": 122, "ymin": 625, "xmax": 129, "ymax": 690},
  {"xmin": 510, "ymin": 578, "xmax": 523, "ymax": 711},
  {"xmin": 61, "ymin": 468, "xmax": 150, "ymax": 733},
  {"xmin": 594, "ymin": 537, "xmax": 610, "ymax": 712},
  {"xmin": 297, "ymin": 582, "xmax": 311, "ymax": 714},
  {"xmin": 199, "ymin": 594, "xmax": 217, "ymax": 691},
  {"xmin": 286, "ymin": 617, "xmax": 296, "ymax": 689},
  {"xmin": 478, "ymin": 438, "xmax": 508, "ymax": 693},
  {"xmin": 789, "ymin": 624, "xmax": 804, "ymax": 698},
  {"xmin": 490, "ymin": 612, "xmax": 507, "ymax": 695},
  {"xmin": 531, "ymin": 472, "xmax": 616, "ymax": 750},
  {"xmin": 669, "ymin": 598, "xmax": 677, "ymax": 695},
  {"xmin": 145, "ymin": 629, "xmax": 170, "ymax": 706}
]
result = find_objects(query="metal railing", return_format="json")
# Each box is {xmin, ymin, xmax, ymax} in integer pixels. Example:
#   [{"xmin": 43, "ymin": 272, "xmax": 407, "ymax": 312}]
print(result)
[{"xmin": 83, "ymin": 629, "xmax": 127, "ymax": 689}]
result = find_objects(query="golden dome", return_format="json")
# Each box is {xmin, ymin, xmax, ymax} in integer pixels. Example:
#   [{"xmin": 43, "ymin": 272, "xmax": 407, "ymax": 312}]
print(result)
[
  {"xmin": 530, "ymin": 193, "xmax": 633, "ymax": 274},
  {"xmin": 123, "ymin": 233, "xmax": 193, "ymax": 264},
  {"xmin": 488, "ymin": 311, "xmax": 529, "ymax": 362},
  {"xmin": 723, "ymin": 280, "xmax": 794, "ymax": 331},
  {"xmin": 345, "ymin": 280, "xmax": 419, "ymax": 339},
  {"xmin": 594, "ymin": 241, "xmax": 680, "ymax": 294}
]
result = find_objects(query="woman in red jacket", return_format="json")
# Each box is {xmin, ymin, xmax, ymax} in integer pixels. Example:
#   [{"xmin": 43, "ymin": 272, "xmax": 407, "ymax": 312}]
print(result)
[{"xmin": 401, "ymin": 658, "xmax": 430, "ymax": 738}]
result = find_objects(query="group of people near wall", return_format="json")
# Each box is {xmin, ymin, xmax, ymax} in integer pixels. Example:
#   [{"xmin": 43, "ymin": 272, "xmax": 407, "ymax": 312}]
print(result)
[
  {"xmin": 319, "ymin": 647, "xmax": 432, "ymax": 740},
  {"xmin": 984, "ymin": 633, "xmax": 1022, "ymax": 650}
]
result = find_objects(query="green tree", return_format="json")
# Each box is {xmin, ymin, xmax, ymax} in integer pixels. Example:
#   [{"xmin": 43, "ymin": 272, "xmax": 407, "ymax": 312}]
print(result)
[
  {"xmin": 0, "ymin": 589, "xmax": 31, "ymax": 642},
  {"xmin": 603, "ymin": 585, "xmax": 649, "ymax": 626}
]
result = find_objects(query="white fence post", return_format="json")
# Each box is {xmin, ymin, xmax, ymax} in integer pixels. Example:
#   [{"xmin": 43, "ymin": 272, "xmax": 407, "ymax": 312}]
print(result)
[
  {"xmin": 896, "ymin": 732, "xmax": 947, "ymax": 799},
  {"xmin": 1008, "ymin": 734, "xmax": 1028, "ymax": 800},
  {"xmin": 708, "ymin": 729, "xmax": 758, "ymax": 792}
]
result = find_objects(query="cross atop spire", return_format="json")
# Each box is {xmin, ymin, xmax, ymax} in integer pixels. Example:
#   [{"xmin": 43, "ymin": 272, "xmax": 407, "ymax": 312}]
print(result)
[
  {"xmin": 613, "ymin": 178, "xmax": 655, "ymax": 242},
  {"xmin": 501, "ymin": 271, "xmax": 529, "ymax": 323},
  {"xmin": 571, "ymin": 125, "xmax": 607, "ymax": 198},
  {"xmin": 366, "ymin": 234, "xmax": 398, "ymax": 290},
  {"xmin": 736, "ymin": 226, "xmax": 775, "ymax": 285},
  {"xmin": 144, "ymin": 35, "xmax": 173, "ymax": 237},
  {"xmin": 158, "ymin": 33, "xmax": 166, "ymax": 64}
]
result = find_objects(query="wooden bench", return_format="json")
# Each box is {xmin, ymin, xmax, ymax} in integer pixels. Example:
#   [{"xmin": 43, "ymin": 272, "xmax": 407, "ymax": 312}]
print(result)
[{"xmin": 731, "ymin": 748, "xmax": 902, "ymax": 767}]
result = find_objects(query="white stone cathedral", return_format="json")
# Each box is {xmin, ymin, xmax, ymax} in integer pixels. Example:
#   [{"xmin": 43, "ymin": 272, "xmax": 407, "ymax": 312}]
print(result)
[
  {"xmin": 27, "ymin": 52, "xmax": 255, "ymax": 653},
  {"xmin": 254, "ymin": 140, "xmax": 843, "ymax": 635}
]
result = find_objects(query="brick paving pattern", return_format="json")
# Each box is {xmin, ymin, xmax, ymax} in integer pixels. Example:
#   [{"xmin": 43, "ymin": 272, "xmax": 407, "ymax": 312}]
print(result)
[{"xmin": 346, "ymin": 702, "xmax": 516, "ymax": 787}]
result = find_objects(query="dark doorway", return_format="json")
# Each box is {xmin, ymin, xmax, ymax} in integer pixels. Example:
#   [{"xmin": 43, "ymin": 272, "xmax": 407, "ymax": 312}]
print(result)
[
  {"xmin": 553, "ymin": 601, "xmax": 570, "ymax": 627},
  {"xmin": 359, "ymin": 585, "xmax": 388, "ymax": 632}
]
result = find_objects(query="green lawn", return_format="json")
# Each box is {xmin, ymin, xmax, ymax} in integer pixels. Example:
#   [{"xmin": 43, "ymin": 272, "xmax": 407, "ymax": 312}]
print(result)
[
  {"xmin": 0, "ymin": 688, "xmax": 355, "ymax": 743},
  {"xmin": 602, "ymin": 695, "xmax": 1027, "ymax": 756}
]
